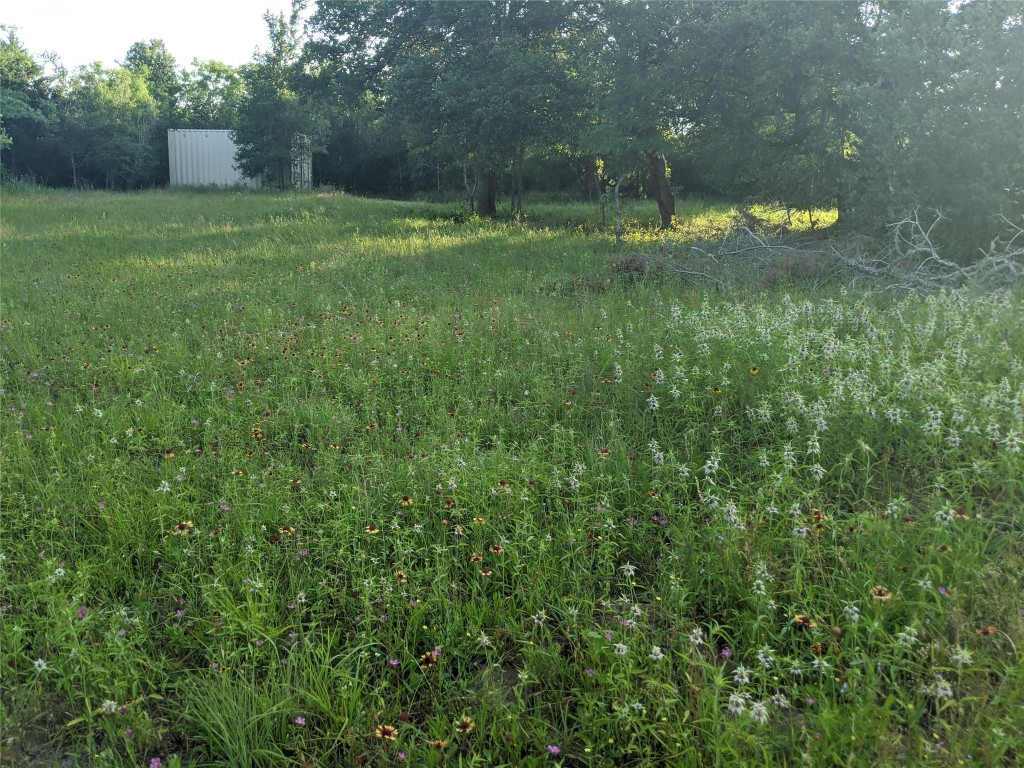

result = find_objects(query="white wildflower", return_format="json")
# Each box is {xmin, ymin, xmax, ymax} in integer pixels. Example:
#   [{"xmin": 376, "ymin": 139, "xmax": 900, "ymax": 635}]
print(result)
[
  {"xmin": 749, "ymin": 700, "xmax": 770, "ymax": 724},
  {"xmin": 732, "ymin": 665, "xmax": 751, "ymax": 684},
  {"xmin": 884, "ymin": 499, "xmax": 904, "ymax": 519},
  {"xmin": 884, "ymin": 407, "xmax": 903, "ymax": 424},
  {"xmin": 922, "ymin": 674, "xmax": 954, "ymax": 699},
  {"xmin": 922, "ymin": 410, "xmax": 943, "ymax": 436},
  {"xmin": 949, "ymin": 647, "xmax": 974, "ymax": 666},
  {"xmin": 896, "ymin": 626, "xmax": 918, "ymax": 649},
  {"xmin": 934, "ymin": 506, "xmax": 955, "ymax": 524},
  {"xmin": 1002, "ymin": 430, "xmax": 1022, "ymax": 454},
  {"xmin": 704, "ymin": 453, "xmax": 720, "ymax": 476},
  {"xmin": 782, "ymin": 445, "xmax": 796, "ymax": 467},
  {"xmin": 727, "ymin": 694, "xmax": 747, "ymax": 715}
]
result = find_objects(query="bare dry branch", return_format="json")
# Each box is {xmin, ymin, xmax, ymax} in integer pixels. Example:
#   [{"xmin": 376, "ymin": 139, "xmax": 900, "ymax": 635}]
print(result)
[{"xmin": 620, "ymin": 208, "xmax": 1024, "ymax": 295}]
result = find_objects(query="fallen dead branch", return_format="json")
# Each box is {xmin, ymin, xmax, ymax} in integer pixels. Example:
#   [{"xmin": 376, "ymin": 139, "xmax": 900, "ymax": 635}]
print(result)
[{"xmin": 620, "ymin": 209, "xmax": 1024, "ymax": 294}]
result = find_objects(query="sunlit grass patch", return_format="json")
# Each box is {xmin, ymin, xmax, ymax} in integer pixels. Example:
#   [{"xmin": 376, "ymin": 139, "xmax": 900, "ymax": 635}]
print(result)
[{"xmin": 749, "ymin": 203, "xmax": 839, "ymax": 232}]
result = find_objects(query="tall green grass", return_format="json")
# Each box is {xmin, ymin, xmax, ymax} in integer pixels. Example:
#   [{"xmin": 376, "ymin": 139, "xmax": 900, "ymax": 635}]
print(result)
[{"xmin": 1, "ymin": 189, "xmax": 1021, "ymax": 767}]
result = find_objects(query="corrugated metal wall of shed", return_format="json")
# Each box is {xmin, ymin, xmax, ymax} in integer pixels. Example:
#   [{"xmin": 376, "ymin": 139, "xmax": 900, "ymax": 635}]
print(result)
[{"xmin": 167, "ymin": 129, "xmax": 259, "ymax": 187}]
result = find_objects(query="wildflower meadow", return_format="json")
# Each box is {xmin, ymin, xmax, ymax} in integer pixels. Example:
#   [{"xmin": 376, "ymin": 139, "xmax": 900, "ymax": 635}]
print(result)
[{"xmin": 1, "ymin": 188, "xmax": 1022, "ymax": 766}]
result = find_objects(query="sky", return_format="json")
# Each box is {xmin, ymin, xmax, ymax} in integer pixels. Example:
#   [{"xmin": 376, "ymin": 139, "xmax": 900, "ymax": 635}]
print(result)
[{"xmin": 3, "ymin": 1, "xmax": 306, "ymax": 71}]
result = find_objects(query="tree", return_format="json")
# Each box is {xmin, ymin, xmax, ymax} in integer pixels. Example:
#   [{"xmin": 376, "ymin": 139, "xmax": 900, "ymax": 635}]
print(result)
[
  {"xmin": 586, "ymin": 2, "xmax": 701, "ymax": 230},
  {"xmin": 50, "ymin": 64, "xmax": 159, "ymax": 189},
  {"xmin": 307, "ymin": 0, "xmax": 599, "ymax": 215},
  {"xmin": 123, "ymin": 39, "xmax": 179, "ymax": 114},
  {"xmin": 176, "ymin": 60, "xmax": 246, "ymax": 129},
  {"xmin": 234, "ymin": 5, "xmax": 328, "ymax": 188},
  {"xmin": 315, "ymin": 91, "xmax": 411, "ymax": 194},
  {"xmin": 842, "ymin": 0, "xmax": 1023, "ymax": 250},
  {"xmin": 0, "ymin": 28, "xmax": 56, "ymax": 178},
  {"xmin": 656, "ymin": 1, "xmax": 867, "ymax": 225},
  {"xmin": 122, "ymin": 39, "xmax": 181, "ymax": 185},
  {"xmin": 674, "ymin": 0, "xmax": 1021, "ymax": 249}
]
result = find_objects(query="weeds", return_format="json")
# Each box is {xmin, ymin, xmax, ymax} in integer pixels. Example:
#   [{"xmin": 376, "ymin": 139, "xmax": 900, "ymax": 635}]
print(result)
[{"xmin": 0, "ymin": 189, "xmax": 1021, "ymax": 766}]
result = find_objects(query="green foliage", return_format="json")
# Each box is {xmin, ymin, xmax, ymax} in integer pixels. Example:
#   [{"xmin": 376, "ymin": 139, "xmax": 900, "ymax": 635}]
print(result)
[
  {"xmin": 123, "ymin": 39, "xmax": 180, "ymax": 117},
  {"xmin": 176, "ymin": 60, "xmax": 246, "ymax": 130},
  {"xmin": 676, "ymin": 1, "xmax": 861, "ymax": 216},
  {"xmin": 234, "ymin": 7, "xmax": 329, "ymax": 188},
  {"xmin": 0, "ymin": 27, "xmax": 55, "ymax": 165},
  {"xmin": 307, "ymin": 0, "xmax": 599, "ymax": 213},
  {"xmin": 122, "ymin": 39, "xmax": 180, "ymax": 185},
  {"xmin": 586, "ymin": 1, "xmax": 693, "ymax": 229},
  {"xmin": 56, "ymin": 64, "xmax": 160, "ymax": 189},
  {"xmin": 0, "ymin": 34, "xmax": 187, "ymax": 188},
  {"xmin": 841, "ymin": 1, "xmax": 1024, "ymax": 252}
]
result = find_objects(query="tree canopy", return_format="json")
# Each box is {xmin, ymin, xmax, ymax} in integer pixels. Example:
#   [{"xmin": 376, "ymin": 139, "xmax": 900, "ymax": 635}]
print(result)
[
  {"xmin": 308, "ymin": 0, "xmax": 601, "ymax": 214},
  {"xmin": 233, "ymin": 8, "xmax": 328, "ymax": 188}
]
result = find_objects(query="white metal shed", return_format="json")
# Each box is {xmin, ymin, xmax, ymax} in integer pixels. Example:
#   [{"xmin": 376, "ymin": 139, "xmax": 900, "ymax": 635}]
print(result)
[{"xmin": 167, "ymin": 129, "xmax": 259, "ymax": 188}]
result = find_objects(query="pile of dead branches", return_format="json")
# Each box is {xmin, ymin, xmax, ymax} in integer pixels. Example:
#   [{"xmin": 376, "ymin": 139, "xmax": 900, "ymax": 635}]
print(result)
[{"xmin": 620, "ymin": 209, "xmax": 1024, "ymax": 294}]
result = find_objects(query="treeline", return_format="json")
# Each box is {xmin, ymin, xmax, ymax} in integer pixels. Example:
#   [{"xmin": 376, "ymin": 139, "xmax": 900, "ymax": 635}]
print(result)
[
  {"xmin": 0, "ymin": 37, "xmax": 244, "ymax": 190},
  {"xmin": 2, "ymin": 1, "xmax": 1021, "ymax": 249}
]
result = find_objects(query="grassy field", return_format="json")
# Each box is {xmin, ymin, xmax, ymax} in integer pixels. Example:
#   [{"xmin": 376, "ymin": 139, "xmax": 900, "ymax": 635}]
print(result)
[{"xmin": 1, "ymin": 188, "xmax": 1022, "ymax": 767}]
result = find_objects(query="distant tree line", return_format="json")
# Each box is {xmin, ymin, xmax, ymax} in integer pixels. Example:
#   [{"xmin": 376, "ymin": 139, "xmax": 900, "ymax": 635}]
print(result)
[{"xmin": 2, "ymin": 1, "xmax": 1020, "ymax": 250}]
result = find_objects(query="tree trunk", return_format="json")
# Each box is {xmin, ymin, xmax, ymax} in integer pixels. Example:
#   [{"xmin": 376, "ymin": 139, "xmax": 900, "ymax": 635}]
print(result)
[
  {"xmin": 592, "ymin": 157, "xmax": 606, "ymax": 229},
  {"xmin": 834, "ymin": 185, "xmax": 854, "ymax": 231},
  {"xmin": 613, "ymin": 177, "xmax": 623, "ymax": 247},
  {"xmin": 511, "ymin": 143, "xmax": 524, "ymax": 218},
  {"xmin": 648, "ymin": 152, "xmax": 675, "ymax": 230},
  {"xmin": 478, "ymin": 169, "xmax": 498, "ymax": 217},
  {"xmin": 588, "ymin": 158, "xmax": 603, "ymax": 202},
  {"xmin": 463, "ymin": 161, "xmax": 477, "ymax": 214}
]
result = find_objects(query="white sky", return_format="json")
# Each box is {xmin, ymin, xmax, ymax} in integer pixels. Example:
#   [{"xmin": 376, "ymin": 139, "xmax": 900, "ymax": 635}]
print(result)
[{"xmin": 3, "ymin": 1, "xmax": 306, "ymax": 71}]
